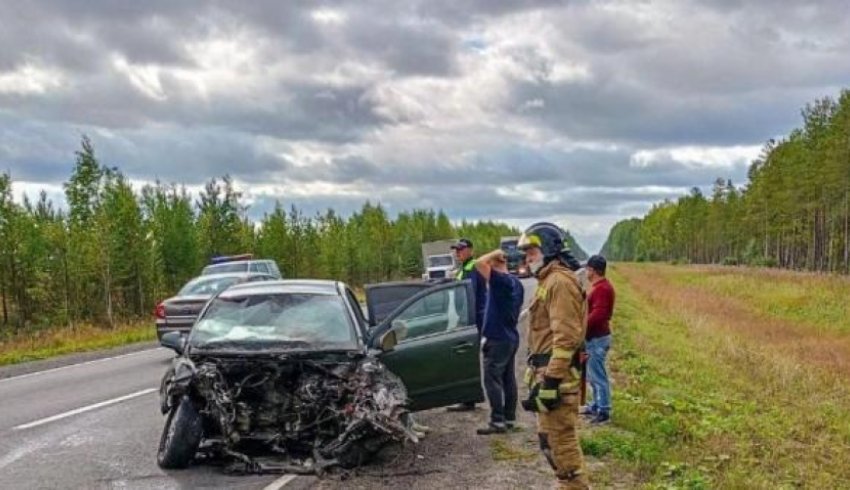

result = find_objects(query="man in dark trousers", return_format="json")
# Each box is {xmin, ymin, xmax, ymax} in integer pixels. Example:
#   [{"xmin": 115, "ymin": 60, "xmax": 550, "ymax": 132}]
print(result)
[
  {"xmin": 474, "ymin": 249, "xmax": 524, "ymax": 434},
  {"xmin": 580, "ymin": 255, "xmax": 616, "ymax": 425},
  {"xmin": 447, "ymin": 238, "xmax": 487, "ymax": 412}
]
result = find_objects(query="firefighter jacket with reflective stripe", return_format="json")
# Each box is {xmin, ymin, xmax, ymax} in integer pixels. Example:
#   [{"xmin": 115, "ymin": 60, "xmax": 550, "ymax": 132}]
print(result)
[{"xmin": 527, "ymin": 261, "xmax": 586, "ymax": 382}]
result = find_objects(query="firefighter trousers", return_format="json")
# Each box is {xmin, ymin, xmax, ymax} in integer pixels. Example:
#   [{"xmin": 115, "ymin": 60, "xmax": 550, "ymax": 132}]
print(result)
[{"xmin": 537, "ymin": 392, "xmax": 589, "ymax": 489}]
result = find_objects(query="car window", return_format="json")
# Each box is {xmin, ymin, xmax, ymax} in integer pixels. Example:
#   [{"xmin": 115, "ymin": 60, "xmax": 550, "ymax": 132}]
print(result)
[
  {"xmin": 203, "ymin": 263, "xmax": 248, "ymax": 275},
  {"xmin": 178, "ymin": 276, "xmax": 242, "ymax": 296},
  {"xmin": 394, "ymin": 285, "xmax": 468, "ymax": 341},
  {"xmin": 427, "ymin": 255, "xmax": 454, "ymax": 267},
  {"xmin": 190, "ymin": 293, "xmax": 356, "ymax": 348},
  {"xmin": 267, "ymin": 262, "xmax": 282, "ymax": 277}
]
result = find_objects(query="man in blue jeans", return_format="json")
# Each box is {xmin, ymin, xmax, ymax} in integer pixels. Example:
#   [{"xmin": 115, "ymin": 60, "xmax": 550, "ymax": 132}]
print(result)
[
  {"xmin": 473, "ymin": 249, "xmax": 524, "ymax": 434},
  {"xmin": 581, "ymin": 255, "xmax": 615, "ymax": 425}
]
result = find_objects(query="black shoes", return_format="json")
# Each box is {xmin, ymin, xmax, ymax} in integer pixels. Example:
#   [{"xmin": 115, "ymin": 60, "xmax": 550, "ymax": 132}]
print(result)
[
  {"xmin": 590, "ymin": 412, "xmax": 611, "ymax": 425},
  {"xmin": 476, "ymin": 424, "xmax": 507, "ymax": 435}
]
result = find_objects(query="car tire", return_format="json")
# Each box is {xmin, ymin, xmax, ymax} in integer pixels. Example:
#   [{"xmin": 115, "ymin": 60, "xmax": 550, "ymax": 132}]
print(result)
[
  {"xmin": 157, "ymin": 396, "xmax": 203, "ymax": 469},
  {"xmin": 159, "ymin": 368, "xmax": 174, "ymax": 415}
]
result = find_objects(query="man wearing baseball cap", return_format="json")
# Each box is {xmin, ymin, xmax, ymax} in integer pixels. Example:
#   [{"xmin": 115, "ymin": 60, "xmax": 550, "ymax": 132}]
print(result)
[
  {"xmin": 446, "ymin": 238, "xmax": 487, "ymax": 412},
  {"xmin": 580, "ymin": 255, "xmax": 615, "ymax": 425}
]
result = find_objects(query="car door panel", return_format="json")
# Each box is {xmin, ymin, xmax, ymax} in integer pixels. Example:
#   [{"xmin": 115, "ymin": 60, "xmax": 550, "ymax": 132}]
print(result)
[{"xmin": 373, "ymin": 281, "xmax": 483, "ymax": 411}]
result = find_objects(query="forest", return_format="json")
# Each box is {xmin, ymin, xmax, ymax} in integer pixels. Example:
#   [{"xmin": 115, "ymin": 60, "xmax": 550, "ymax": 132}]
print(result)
[
  {"xmin": 602, "ymin": 90, "xmax": 850, "ymax": 271},
  {"xmin": 0, "ymin": 137, "xmax": 583, "ymax": 333}
]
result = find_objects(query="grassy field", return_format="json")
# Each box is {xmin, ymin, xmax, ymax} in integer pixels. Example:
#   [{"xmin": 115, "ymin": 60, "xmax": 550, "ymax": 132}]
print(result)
[
  {"xmin": 582, "ymin": 263, "xmax": 850, "ymax": 489},
  {"xmin": 0, "ymin": 322, "xmax": 154, "ymax": 367}
]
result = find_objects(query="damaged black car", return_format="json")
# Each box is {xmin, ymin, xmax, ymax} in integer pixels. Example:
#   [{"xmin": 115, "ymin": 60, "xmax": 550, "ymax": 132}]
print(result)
[{"xmin": 157, "ymin": 279, "xmax": 483, "ymax": 475}]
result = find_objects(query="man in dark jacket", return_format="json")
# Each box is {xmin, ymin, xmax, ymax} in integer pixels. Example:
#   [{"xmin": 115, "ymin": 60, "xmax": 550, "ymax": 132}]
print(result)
[
  {"xmin": 474, "ymin": 249, "xmax": 524, "ymax": 434},
  {"xmin": 447, "ymin": 238, "xmax": 487, "ymax": 412}
]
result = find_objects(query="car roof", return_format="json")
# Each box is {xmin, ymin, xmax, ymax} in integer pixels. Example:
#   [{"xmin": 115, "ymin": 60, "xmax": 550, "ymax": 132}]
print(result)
[
  {"xmin": 205, "ymin": 259, "xmax": 273, "ymax": 266},
  {"xmin": 220, "ymin": 279, "xmax": 343, "ymax": 297},
  {"xmin": 188, "ymin": 272, "xmax": 269, "ymax": 281}
]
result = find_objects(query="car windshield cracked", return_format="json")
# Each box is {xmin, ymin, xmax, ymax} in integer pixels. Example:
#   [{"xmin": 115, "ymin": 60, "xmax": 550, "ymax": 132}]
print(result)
[{"xmin": 190, "ymin": 293, "xmax": 357, "ymax": 350}]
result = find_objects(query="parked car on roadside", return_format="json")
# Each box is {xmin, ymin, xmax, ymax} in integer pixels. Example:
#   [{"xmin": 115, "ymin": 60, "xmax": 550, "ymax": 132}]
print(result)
[
  {"xmin": 200, "ymin": 254, "xmax": 282, "ymax": 278},
  {"xmin": 156, "ymin": 278, "xmax": 484, "ymax": 473},
  {"xmin": 154, "ymin": 272, "xmax": 273, "ymax": 341}
]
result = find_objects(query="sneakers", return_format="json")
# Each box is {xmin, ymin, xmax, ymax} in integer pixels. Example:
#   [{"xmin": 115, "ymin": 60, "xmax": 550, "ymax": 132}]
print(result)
[
  {"xmin": 590, "ymin": 411, "xmax": 611, "ymax": 425},
  {"xmin": 505, "ymin": 420, "xmax": 522, "ymax": 432},
  {"xmin": 579, "ymin": 405, "xmax": 598, "ymax": 417},
  {"xmin": 476, "ymin": 423, "xmax": 507, "ymax": 435}
]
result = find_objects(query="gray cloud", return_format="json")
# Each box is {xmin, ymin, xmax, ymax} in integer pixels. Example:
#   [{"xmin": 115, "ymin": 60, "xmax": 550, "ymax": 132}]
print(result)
[{"xmin": 1, "ymin": 0, "xmax": 848, "ymax": 253}]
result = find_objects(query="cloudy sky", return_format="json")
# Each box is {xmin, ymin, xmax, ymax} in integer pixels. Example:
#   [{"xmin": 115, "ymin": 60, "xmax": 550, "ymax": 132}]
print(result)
[{"xmin": 2, "ymin": 1, "xmax": 849, "ymax": 252}]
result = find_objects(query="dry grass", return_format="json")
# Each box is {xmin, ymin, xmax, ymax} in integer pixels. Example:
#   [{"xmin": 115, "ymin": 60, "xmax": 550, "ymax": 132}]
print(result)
[
  {"xmin": 0, "ymin": 322, "xmax": 154, "ymax": 366},
  {"xmin": 607, "ymin": 263, "xmax": 850, "ymax": 488}
]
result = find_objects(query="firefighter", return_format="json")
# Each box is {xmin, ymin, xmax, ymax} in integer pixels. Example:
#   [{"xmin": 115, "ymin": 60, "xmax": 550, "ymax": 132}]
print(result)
[{"xmin": 518, "ymin": 222, "xmax": 589, "ymax": 489}]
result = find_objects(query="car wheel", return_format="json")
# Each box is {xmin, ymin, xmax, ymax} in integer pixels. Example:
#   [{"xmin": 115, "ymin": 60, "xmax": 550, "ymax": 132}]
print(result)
[
  {"xmin": 159, "ymin": 368, "xmax": 174, "ymax": 415},
  {"xmin": 157, "ymin": 396, "xmax": 203, "ymax": 469}
]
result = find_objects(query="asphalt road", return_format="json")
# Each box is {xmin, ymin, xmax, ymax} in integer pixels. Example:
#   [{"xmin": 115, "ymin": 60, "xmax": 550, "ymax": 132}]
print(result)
[
  {"xmin": 0, "ymin": 278, "xmax": 536, "ymax": 490},
  {"xmin": 0, "ymin": 347, "xmax": 313, "ymax": 489}
]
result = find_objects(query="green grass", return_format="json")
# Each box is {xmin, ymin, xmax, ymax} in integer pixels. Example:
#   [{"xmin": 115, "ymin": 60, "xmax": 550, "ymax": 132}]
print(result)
[
  {"xmin": 646, "ymin": 264, "xmax": 850, "ymax": 333},
  {"xmin": 590, "ymin": 265, "xmax": 850, "ymax": 488},
  {"xmin": 0, "ymin": 322, "xmax": 154, "ymax": 366},
  {"xmin": 490, "ymin": 438, "xmax": 538, "ymax": 462}
]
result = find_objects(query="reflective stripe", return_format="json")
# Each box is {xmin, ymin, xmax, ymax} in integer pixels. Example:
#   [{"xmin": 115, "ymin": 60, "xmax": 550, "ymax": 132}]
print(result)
[
  {"xmin": 535, "ymin": 398, "xmax": 549, "ymax": 413},
  {"xmin": 523, "ymin": 368, "xmax": 535, "ymax": 388},
  {"xmin": 455, "ymin": 260, "xmax": 475, "ymax": 280},
  {"xmin": 560, "ymin": 380, "xmax": 580, "ymax": 391},
  {"xmin": 538, "ymin": 389, "xmax": 558, "ymax": 400},
  {"xmin": 551, "ymin": 347, "xmax": 573, "ymax": 360}
]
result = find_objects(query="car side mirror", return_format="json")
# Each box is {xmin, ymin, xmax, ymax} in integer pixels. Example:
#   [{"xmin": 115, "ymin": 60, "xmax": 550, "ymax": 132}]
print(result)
[
  {"xmin": 160, "ymin": 331, "xmax": 186, "ymax": 355},
  {"xmin": 391, "ymin": 319, "xmax": 408, "ymax": 342},
  {"xmin": 378, "ymin": 330, "xmax": 398, "ymax": 351}
]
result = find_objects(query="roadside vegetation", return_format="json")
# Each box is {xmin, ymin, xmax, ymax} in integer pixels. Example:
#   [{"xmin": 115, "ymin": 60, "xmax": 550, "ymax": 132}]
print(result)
[
  {"xmin": 0, "ymin": 137, "xmax": 575, "ymax": 361},
  {"xmin": 583, "ymin": 263, "xmax": 850, "ymax": 488},
  {"xmin": 603, "ymin": 89, "xmax": 850, "ymax": 275},
  {"xmin": 0, "ymin": 322, "xmax": 152, "ymax": 367}
]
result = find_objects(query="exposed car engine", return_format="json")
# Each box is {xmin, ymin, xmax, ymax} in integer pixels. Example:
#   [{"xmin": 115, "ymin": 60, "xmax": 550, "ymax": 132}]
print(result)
[{"xmin": 161, "ymin": 354, "xmax": 418, "ymax": 475}]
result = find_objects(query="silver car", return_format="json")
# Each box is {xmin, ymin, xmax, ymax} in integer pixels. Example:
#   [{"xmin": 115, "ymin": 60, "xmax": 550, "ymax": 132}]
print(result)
[{"xmin": 155, "ymin": 272, "xmax": 273, "ymax": 341}]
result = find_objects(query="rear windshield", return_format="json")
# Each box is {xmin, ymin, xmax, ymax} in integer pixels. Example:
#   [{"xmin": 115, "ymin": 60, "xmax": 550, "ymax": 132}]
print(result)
[
  {"xmin": 178, "ymin": 276, "xmax": 242, "ymax": 296},
  {"xmin": 190, "ymin": 293, "xmax": 356, "ymax": 350},
  {"xmin": 202, "ymin": 262, "xmax": 249, "ymax": 275}
]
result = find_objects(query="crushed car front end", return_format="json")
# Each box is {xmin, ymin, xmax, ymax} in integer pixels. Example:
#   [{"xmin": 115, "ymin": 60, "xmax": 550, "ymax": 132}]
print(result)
[{"xmin": 156, "ymin": 281, "xmax": 418, "ymax": 475}]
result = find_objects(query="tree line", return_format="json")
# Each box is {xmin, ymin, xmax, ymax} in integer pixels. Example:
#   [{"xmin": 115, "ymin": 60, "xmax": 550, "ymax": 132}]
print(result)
[
  {"xmin": 0, "ymin": 137, "xmax": 522, "ymax": 332},
  {"xmin": 602, "ymin": 89, "xmax": 850, "ymax": 271}
]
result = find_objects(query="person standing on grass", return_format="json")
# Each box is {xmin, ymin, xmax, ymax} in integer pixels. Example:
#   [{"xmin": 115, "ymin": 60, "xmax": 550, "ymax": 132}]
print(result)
[
  {"xmin": 580, "ymin": 255, "xmax": 615, "ymax": 425},
  {"xmin": 474, "ymin": 249, "xmax": 524, "ymax": 435}
]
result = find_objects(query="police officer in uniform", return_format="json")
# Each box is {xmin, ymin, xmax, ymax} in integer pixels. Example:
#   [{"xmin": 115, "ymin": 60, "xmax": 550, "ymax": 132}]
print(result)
[
  {"xmin": 518, "ymin": 223, "xmax": 589, "ymax": 489},
  {"xmin": 446, "ymin": 238, "xmax": 487, "ymax": 412}
]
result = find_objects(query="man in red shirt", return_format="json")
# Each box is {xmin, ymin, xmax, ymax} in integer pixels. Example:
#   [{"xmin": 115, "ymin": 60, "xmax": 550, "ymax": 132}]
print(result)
[{"xmin": 581, "ymin": 255, "xmax": 615, "ymax": 425}]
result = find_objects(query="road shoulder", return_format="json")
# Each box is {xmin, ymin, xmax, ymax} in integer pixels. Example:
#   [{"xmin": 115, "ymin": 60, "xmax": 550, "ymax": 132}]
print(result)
[{"xmin": 0, "ymin": 340, "xmax": 159, "ymax": 380}]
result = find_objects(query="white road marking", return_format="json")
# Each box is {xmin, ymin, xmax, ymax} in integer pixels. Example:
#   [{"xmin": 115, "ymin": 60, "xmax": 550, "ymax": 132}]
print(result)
[
  {"xmin": 263, "ymin": 474, "xmax": 298, "ymax": 490},
  {"xmin": 12, "ymin": 388, "xmax": 157, "ymax": 431},
  {"xmin": 0, "ymin": 348, "xmax": 162, "ymax": 385}
]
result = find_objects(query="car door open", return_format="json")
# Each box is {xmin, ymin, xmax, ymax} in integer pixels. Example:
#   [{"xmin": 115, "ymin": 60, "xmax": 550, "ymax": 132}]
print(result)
[{"xmin": 369, "ymin": 281, "xmax": 484, "ymax": 411}]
